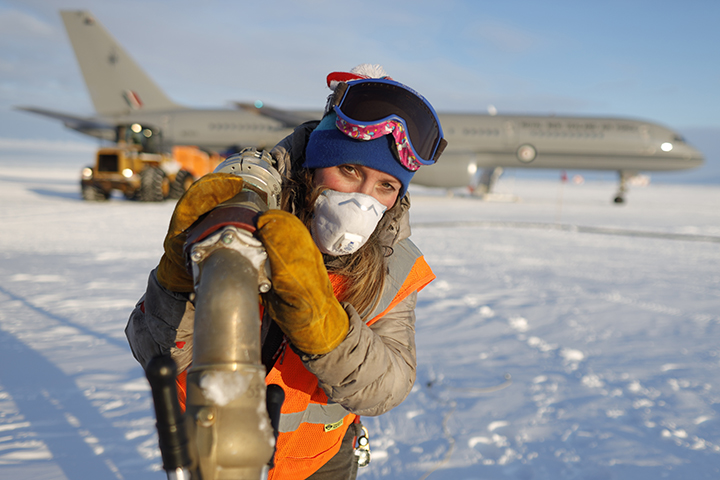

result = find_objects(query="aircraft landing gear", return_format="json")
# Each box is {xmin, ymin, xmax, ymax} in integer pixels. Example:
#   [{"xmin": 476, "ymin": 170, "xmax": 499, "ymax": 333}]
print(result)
[
  {"xmin": 614, "ymin": 170, "xmax": 638, "ymax": 204},
  {"xmin": 472, "ymin": 166, "xmax": 504, "ymax": 196}
]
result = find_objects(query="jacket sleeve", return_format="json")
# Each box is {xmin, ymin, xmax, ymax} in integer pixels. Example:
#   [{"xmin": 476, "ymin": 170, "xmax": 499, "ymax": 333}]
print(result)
[
  {"xmin": 300, "ymin": 292, "xmax": 418, "ymax": 417},
  {"xmin": 125, "ymin": 268, "xmax": 195, "ymax": 372}
]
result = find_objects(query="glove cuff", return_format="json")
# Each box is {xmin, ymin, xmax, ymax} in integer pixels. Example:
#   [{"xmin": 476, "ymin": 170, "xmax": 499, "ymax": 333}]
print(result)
[
  {"xmin": 288, "ymin": 301, "xmax": 349, "ymax": 355},
  {"xmin": 157, "ymin": 252, "xmax": 194, "ymax": 293}
]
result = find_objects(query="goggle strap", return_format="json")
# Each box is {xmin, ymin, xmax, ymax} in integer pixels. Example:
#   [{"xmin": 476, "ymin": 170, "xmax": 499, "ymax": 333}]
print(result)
[{"xmin": 433, "ymin": 138, "xmax": 448, "ymax": 162}]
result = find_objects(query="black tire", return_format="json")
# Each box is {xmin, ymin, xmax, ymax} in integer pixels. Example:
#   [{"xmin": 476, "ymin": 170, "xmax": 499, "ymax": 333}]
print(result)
[
  {"xmin": 81, "ymin": 184, "xmax": 110, "ymax": 201},
  {"xmin": 168, "ymin": 170, "xmax": 194, "ymax": 199},
  {"xmin": 139, "ymin": 167, "xmax": 169, "ymax": 202}
]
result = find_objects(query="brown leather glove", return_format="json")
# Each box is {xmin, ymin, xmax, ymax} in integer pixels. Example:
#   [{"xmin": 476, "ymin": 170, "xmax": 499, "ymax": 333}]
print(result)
[
  {"xmin": 156, "ymin": 173, "xmax": 245, "ymax": 292},
  {"xmin": 255, "ymin": 210, "xmax": 349, "ymax": 355}
]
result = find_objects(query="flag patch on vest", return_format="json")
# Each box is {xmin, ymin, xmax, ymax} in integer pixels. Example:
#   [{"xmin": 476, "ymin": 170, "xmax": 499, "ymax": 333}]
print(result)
[{"xmin": 324, "ymin": 419, "xmax": 343, "ymax": 432}]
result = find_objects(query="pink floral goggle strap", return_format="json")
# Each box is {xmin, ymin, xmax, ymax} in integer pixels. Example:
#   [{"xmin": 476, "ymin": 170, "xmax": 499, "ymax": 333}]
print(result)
[{"xmin": 335, "ymin": 117, "xmax": 422, "ymax": 171}]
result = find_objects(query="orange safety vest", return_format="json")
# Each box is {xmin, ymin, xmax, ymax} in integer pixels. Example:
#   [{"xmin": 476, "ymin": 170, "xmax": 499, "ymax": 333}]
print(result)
[
  {"xmin": 266, "ymin": 239, "xmax": 435, "ymax": 479},
  {"xmin": 175, "ymin": 239, "xmax": 435, "ymax": 479}
]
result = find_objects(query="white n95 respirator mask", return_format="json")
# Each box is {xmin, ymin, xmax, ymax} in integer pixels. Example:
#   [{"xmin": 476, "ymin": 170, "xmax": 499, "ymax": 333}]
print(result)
[{"xmin": 311, "ymin": 190, "xmax": 387, "ymax": 256}]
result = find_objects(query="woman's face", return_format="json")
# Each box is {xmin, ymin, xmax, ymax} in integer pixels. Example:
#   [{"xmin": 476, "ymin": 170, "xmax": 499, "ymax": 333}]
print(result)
[{"xmin": 313, "ymin": 165, "xmax": 401, "ymax": 210}]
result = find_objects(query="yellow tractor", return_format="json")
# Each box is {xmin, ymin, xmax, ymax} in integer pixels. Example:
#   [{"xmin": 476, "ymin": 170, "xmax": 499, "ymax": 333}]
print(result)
[{"xmin": 80, "ymin": 144, "xmax": 220, "ymax": 202}]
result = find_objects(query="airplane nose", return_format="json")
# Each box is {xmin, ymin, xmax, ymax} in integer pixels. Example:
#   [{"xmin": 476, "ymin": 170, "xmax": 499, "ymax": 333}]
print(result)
[
  {"xmin": 686, "ymin": 144, "xmax": 705, "ymax": 167},
  {"xmin": 666, "ymin": 138, "xmax": 705, "ymax": 168}
]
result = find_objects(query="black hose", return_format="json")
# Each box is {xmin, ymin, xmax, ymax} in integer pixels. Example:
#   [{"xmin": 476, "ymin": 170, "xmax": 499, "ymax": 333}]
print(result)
[{"xmin": 146, "ymin": 355, "xmax": 192, "ymax": 473}]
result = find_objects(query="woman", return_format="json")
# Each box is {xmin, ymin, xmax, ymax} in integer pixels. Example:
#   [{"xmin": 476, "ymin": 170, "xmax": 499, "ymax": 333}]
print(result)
[{"xmin": 126, "ymin": 64, "xmax": 446, "ymax": 479}]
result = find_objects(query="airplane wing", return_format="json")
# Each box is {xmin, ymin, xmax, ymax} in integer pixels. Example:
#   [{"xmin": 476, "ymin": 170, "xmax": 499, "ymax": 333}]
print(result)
[
  {"xmin": 234, "ymin": 102, "xmax": 319, "ymax": 128},
  {"xmin": 15, "ymin": 106, "xmax": 116, "ymax": 140}
]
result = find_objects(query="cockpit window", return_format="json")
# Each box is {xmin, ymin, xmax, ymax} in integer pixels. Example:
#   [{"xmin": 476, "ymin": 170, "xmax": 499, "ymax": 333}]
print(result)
[{"xmin": 673, "ymin": 135, "xmax": 686, "ymax": 143}]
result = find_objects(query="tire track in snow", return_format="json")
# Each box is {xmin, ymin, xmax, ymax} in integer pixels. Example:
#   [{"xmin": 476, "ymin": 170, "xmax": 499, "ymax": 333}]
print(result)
[
  {"xmin": 412, "ymin": 220, "xmax": 720, "ymax": 244},
  {"xmin": 0, "ymin": 284, "xmax": 128, "ymax": 350},
  {"xmin": 0, "ymin": 327, "xmax": 128, "ymax": 479},
  {"xmin": 0, "ymin": 286, "xmax": 158, "ymax": 479}
]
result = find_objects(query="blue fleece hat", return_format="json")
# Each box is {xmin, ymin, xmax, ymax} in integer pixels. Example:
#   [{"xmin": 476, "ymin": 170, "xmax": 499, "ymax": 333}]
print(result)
[{"xmin": 304, "ymin": 112, "xmax": 415, "ymax": 197}]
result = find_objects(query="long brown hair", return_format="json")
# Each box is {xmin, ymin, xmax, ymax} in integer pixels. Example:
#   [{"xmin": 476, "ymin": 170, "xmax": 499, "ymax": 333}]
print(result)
[{"xmin": 281, "ymin": 167, "xmax": 402, "ymax": 320}]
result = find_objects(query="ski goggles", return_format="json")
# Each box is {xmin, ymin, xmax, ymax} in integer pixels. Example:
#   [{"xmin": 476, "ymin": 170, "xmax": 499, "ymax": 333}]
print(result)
[{"xmin": 330, "ymin": 79, "xmax": 446, "ymax": 171}]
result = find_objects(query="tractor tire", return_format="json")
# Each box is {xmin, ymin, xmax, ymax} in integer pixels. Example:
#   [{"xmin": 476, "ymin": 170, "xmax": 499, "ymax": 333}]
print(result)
[
  {"xmin": 139, "ymin": 167, "xmax": 169, "ymax": 202},
  {"xmin": 81, "ymin": 184, "xmax": 110, "ymax": 201},
  {"xmin": 168, "ymin": 170, "xmax": 194, "ymax": 199}
]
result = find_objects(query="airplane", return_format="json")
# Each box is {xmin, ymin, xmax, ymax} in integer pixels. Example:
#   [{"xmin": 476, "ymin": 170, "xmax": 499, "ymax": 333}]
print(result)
[{"xmin": 16, "ymin": 10, "xmax": 704, "ymax": 203}]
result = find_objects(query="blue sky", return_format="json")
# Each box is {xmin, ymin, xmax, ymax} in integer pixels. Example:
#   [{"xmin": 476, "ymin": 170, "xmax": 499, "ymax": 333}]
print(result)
[{"xmin": 1, "ymin": 0, "xmax": 719, "ymax": 147}]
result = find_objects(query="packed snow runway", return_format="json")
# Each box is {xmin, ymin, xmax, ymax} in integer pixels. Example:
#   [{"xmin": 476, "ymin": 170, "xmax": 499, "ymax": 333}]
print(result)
[{"xmin": 1, "ymin": 157, "xmax": 719, "ymax": 479}]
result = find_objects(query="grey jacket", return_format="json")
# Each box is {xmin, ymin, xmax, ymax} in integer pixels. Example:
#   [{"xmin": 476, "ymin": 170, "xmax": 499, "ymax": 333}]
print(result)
[{"xmin": 125, "ymin": 124, "xmax": 425, "ymax": 417}]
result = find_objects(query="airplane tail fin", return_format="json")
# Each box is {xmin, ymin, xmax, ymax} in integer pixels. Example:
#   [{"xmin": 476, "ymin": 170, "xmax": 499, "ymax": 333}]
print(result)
[{"xmin": 60, "ymin": 10, "xmax": 181, "ymax": 115}]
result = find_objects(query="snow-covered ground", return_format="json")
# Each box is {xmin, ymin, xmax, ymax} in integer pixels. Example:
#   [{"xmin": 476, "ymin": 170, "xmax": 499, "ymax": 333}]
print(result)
[{"xmin": 1, "ymin": 156, "xmax": 719, "ymax": 479}]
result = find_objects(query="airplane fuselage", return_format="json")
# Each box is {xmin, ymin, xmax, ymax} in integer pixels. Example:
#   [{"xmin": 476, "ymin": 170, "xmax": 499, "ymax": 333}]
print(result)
[
  {"xmin": 414, "ymin": 113, "xmax": 703, "ymax": 188},
  {"xmin": 106, "ymin": 109, "xmax": 296, "ymax": 152},
  {"xmin": 97, "ymin": 109, "xmax": 703, "ymax": 189}
]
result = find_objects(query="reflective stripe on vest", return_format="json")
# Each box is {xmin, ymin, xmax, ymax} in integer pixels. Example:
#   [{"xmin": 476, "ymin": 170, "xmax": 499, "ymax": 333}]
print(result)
[
  {"xmin": 367, "ymin": 239, "xmax": 435, "ymax": 325},
  {"xmin": 278, "ymin": 401, "xmax": 350, "ymax": 433}
]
